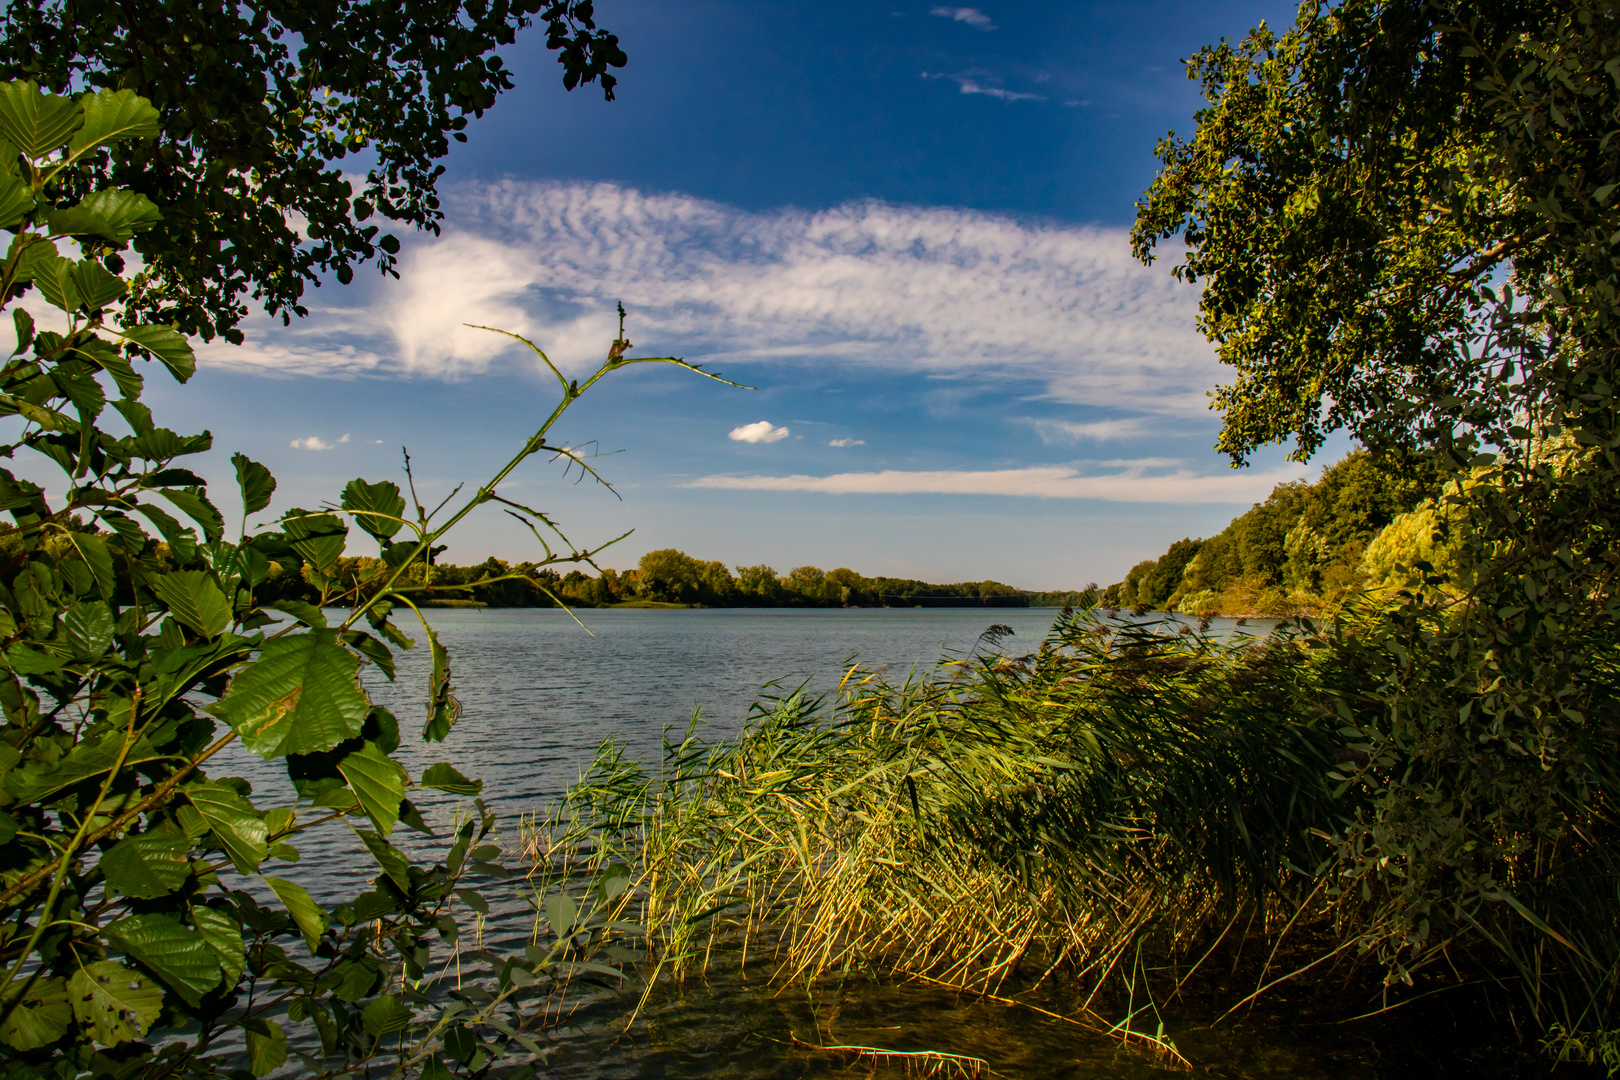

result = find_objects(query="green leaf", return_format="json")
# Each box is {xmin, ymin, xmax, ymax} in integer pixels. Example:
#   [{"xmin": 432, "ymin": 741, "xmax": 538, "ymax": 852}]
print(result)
[
  {"xmin": 48, "ymin": 187, "xmax": 162, "ymax": 242},
  {"xmin": 332, "ymin": 959, "xmax": 380, "ymax": 1002},
  {"xmin": 544, "ymin": 893, "xmax": 577, "ymax": 940},
  {"xmin": 341, "ymin": 478, "xmax": 406, "ymax": 541},
  {"xmin": 0, "ymin": 976, "xmax": 72, "ymax": 1051},
  {"xmin": 357, "ymin": 829, "xmax": 411, "ymax": 892},
  {"xmin": 361, "ymin": 995, "xmax": 413, "ymax": 1037},
  {"xmin": 103, "ymin": 913, "xmax": 223, "ymax": 1006},
  {"xmin": 67, "ymin": 963, "xmax": 161, "ymax": 1046},
  {"xmin": 424, "ymin": 627, "xmax": 460, "ymax": 742},
  {"xmin": 8, "ymin": 234, "xmax": 51, "ymax": 281},
  {"xmin": 264, "ymin": 599, "xmax": 326, "ymax": 628},
  {"xmin": 68, "ymin": 259, "xmax": 126, "ymax": 309},
  {"xmin": 29, "ymin": 252, "xmax": 81, "ymax": 312},
  {"xmin": 159, "ymin": 487, "xmax": 225, "ymax": 541},
  {"xmin": 3, "ymin": 643, "xmax": 65, "ymax": 675},
  {"xmin": 339, "ymin": 741, "xmax": 406, "ymax": 836},
  {"xmin": 264, "ymin": 876, "xmax": 328, "ymax": 952},
  {"xmin": 67, "ymin": 88, "xmax": 160, "ymax": 159},
  {"xmin": 246, "ymin": 1019, "xmax": 288, "ymax": 1077},
  {"xmin": 210, "ymin": 631, "xmax": 369, "ymax": 757},
  {"xmin": 62, "ymin": 599, "xmax": 114, "ymax": 657},
  {"xmin": 0, "ymin": 81, "xmax": 81, "ymax": 158},
  {"xmin": 186, "ymin": 780, "xmax": 269, "ymax": 873},
  {"xmin": 149, "ymin": 570, "xmax": 231, "ymax": 638},
  {"xmin": 100, "ymin": 830, "xmax": 191, "ymax": 898},
  {"xmin": 191, "ymin": 904, "xmax": 246, "ymax": 986},
  {"xmin": 454, "ymin": 888, "xmax": 488, "ymax": 914},
  {"xmin": 118, "ymin": 324, "xmax": 195, "ymax": 381},
  {"xmin": 12, "ymin": 308, "xmax": 33, "ymax": 354},
  {"xmin": 77, "ymin": 337, "xmax": 144, "ymax": 400},
  {"xmin": 344, "ymin": 629, "xmax": 395, "ymax": 680},
  {"xmin": 2, "ymin": 727, "xmax": 152, "ymax": 804},
  {"xmin": 420, "ymin": 762, "xmax": 483, "ymax": 796},
  {"xmin": 283, "ymin": 509, "xmax": 347, "ymax": 573},
  {"xmin": 232, "ymin": 452, "xmax": 276, "ymax": 514},
  {"xmin": 133, "ymin": 502, "xmax": 196, "ymax": 563},
  {"xmin": 0, "ymin": 171, "xmax": 32, "ymax": 231},
  {"xmin": 0, "ymin": 467, "xmax": 45, "ymax": 515}
]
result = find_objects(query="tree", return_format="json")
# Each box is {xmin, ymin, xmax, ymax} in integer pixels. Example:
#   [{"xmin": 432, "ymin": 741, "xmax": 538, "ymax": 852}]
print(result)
[
  {"xmin": 1134, "ymin": 0, "xmax": 1620, "ymax": 1045},
  {"xmin": 0, "ymin": 0, "xmax": 626, "ymax": 341}
]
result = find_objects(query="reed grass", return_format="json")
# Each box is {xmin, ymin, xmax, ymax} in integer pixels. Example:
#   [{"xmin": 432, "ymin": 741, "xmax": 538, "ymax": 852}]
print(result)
[{"xmin": 515, "ymin": 602, "xmax": 1620, "ymax": 1067}]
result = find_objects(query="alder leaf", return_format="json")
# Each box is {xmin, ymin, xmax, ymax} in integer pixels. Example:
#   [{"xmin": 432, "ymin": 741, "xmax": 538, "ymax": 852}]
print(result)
[
  {"xmin": 420, "ymin": 763, "xmax": 482, "ymax": 796},
  {"xmin": 149, "ymin": 570, "xmax": 230, "ymax": 639},
  {"xmin": 191, "ymin": 904, "xmax": 246, "ymax": 985},
  {"xmin": 338, "ymin": 741, "xmax": 406, "ymax": 836},
  {"xmin": 246, "ymin": 1019, "xmax": 288, "ymax": 1077},
  {"xmin": 67, "ymin": 963, "xmax": 160, "ymax": 1046},
  {"xmin": 0, "ymin": 976, "xmax": 72, "ymax": 1051},
  {"xmin": 186, "ymin": 780, "xmax": 268, "ymax": 873},
  {"xmin": 0, "ymin": 81, "xmax": 80, "ymax": 158},
  {"xmin": 99, "ymin": 830, "xmax": 191, "ymax": 898},
  {"xmin": 103, "ymin": 913, "xmax": 223, "ymax": 1006},
  {"xmin": 67, "ymin": 88, "xmax": 160, "ymax": 158},
  {"xmin": 209, "ymin": 631, "xmax": 368, "ymax": 758},
  {"xmin": 232, "ymin": 452, "xmax": 276, "ymax": 514},
  {"xmin": 264, "ymin": 876, "xmax": 328, "ymax": 953}
]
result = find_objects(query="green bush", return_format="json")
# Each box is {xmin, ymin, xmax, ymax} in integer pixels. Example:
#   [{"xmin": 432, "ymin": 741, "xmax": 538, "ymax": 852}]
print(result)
[{"xmin": 0, "ymin": 82, "xmax": 727, "ymax": 1080}]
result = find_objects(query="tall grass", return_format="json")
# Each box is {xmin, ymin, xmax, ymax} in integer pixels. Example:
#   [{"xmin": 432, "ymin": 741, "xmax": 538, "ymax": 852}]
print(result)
[{"xmin": 517, "ymin": 603, "xmax": 1620, "ymax": 1065}]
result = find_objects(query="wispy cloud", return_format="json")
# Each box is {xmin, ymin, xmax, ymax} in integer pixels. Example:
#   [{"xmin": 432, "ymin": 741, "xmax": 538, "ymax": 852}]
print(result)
[
  {"xmin": 1025, "ymin": 417, "xmax": 1150, "ymax": 443},
  {"xmin": 729, "ymin": 420, "xmax": 790, "ymax": 444},
  {"xmin": 202, "ymin": 181, "xmax": 1219, "ymax": 417},
  {"xmin": 290, "ymin": 433, "xmax": 350, "ymax": 450},
  {"xmin": 828, "ymin": 438, "xmax": 865, "ymax": 447},
  {"xmin": 687, "ymin": 461, "xmax": 1307, "ymax": 504},
  {"xmin": 930, "ymin": 6, "xmax": 995, "ymax": 30},
  {"xmin": 922, "ymin": 71, "xmax": 1043, "ymax": 102}
]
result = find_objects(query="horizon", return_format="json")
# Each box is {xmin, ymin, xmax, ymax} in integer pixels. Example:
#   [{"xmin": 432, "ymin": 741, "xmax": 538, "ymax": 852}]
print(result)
[{"xmin": 76, "ymin": 1, "xmax": 1337, "ymax": 590}]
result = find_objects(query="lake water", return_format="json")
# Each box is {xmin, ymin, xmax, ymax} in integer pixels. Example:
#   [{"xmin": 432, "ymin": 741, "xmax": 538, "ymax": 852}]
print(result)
[{"xmin": 209, "ymin": 608, "xmax": 1532, "ymax": 1078}]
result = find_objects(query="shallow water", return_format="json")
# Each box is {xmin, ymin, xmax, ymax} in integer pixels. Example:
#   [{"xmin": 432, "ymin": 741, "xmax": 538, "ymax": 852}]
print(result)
[{"xmin": 210, "ymin": 608, "xmax": 1546, "ymax": 1078}]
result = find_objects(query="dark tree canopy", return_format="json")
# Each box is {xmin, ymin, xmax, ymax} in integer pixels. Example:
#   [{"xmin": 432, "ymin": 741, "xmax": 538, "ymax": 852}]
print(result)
[
  {"xmin": 0, "ymin": 0, "xmax": 626, "ymax": 342},
  {"xmin": 1132, "ymin": 0, "xmax": 1605, "ymax": 465}
]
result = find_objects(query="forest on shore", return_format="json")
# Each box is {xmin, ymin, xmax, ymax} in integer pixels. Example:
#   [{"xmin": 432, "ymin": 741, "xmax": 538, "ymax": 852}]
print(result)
[
  {"xmin": 253, "ymin": 547, "xmax": 1094, "ymax": 610},
  {"xmin": 1101, "ymin": 449, "xmax": 1447, "ymax": 616}
]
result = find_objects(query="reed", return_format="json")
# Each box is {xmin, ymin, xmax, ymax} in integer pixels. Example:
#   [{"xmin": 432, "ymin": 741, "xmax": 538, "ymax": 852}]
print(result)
[{"xmin": 516, "ymin": 599, "xmax": 1620, "ymax": 1065}]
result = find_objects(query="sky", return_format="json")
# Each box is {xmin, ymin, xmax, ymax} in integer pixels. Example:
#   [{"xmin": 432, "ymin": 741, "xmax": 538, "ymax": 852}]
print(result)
[{"xmin": 152, "ymin": 0, "xmax": 1327, "ymax": 590}]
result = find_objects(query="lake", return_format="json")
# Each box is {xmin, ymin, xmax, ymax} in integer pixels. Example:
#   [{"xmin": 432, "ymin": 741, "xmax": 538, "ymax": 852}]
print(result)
[{"xmin": 211, "ymin": 608, "xmax": 1529, "ymax": 1078}]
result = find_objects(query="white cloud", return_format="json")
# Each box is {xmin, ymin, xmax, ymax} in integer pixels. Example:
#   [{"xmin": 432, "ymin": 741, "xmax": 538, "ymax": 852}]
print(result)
[
  {"xmin": 1026, "ymin": 417, "xmax": 1151, "ymax": 443},
  {"xmin": 828, "ymin": 438, "xmax": 865, "ymax": 447},
  {"xmin": 210, "ymin": 180, "xmax": 1221, "ymax": 417},
  {"xmin": 922, "ymin": 71, "xmax": 1043, "ymax": 102},
  {"xmin": 930, "ymin": 6, "xmax": 995, "ymax": 29},
  {"xmin": 687, "ymin": 461, "xmax": 1307, "ymax": 504},
  {"xmin": 290, "ymin": 436, "xmax": 335, "ymax": 450},
  {"xmin": 729, "ymin": 420, "xmax": 790, "ymax": 443},
  {"xmin": 339, "ymin": 433, "xmax": 351, "ymax": 443},
  {"xmin": 956, "ymin": 79, "xmax": 1042, "ymax": 102}
]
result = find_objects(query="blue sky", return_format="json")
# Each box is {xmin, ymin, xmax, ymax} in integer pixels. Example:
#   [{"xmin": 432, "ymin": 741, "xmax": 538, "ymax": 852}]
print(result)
[{"xmin": 160, "ymin": 0, "xmax": 1325, "ymax": 589}]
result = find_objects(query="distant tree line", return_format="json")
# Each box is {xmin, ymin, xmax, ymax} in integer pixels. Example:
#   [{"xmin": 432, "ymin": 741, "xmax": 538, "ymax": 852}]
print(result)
[
  {"xmin": 246, "ymin": 547, "xmax": 1092, "ymax": 609},
  {"xmin": 1101, "ymin": 451, "xmax": 1442, "ymax": 615}
]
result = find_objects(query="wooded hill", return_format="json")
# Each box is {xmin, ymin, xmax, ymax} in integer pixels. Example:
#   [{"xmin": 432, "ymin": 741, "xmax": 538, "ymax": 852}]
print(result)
[
  {"xmin": 253, "ymin": 548, "xmax": 1095, "ymax": 610},
  {"xmin": 1100, "ymin": 451, "xmax": 1442, "ymax": 616}
]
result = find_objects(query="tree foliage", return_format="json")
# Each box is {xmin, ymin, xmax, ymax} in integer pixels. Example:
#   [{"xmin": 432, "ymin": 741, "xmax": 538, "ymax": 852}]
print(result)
[
  {"xmin": 0, "ymin": 0, "xmax": 626, "ymax": 341},
  {"xmin": 0, "ymin": 82, "xmax": 726, "ymax": 1080},
  {"xmin": 1135, "ymin": 0, "xmax": 1620, "ymax": 1049},
  {"xmin": 1102, "ymin": 451, "xmax": 1439, "ymax": 614}
]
